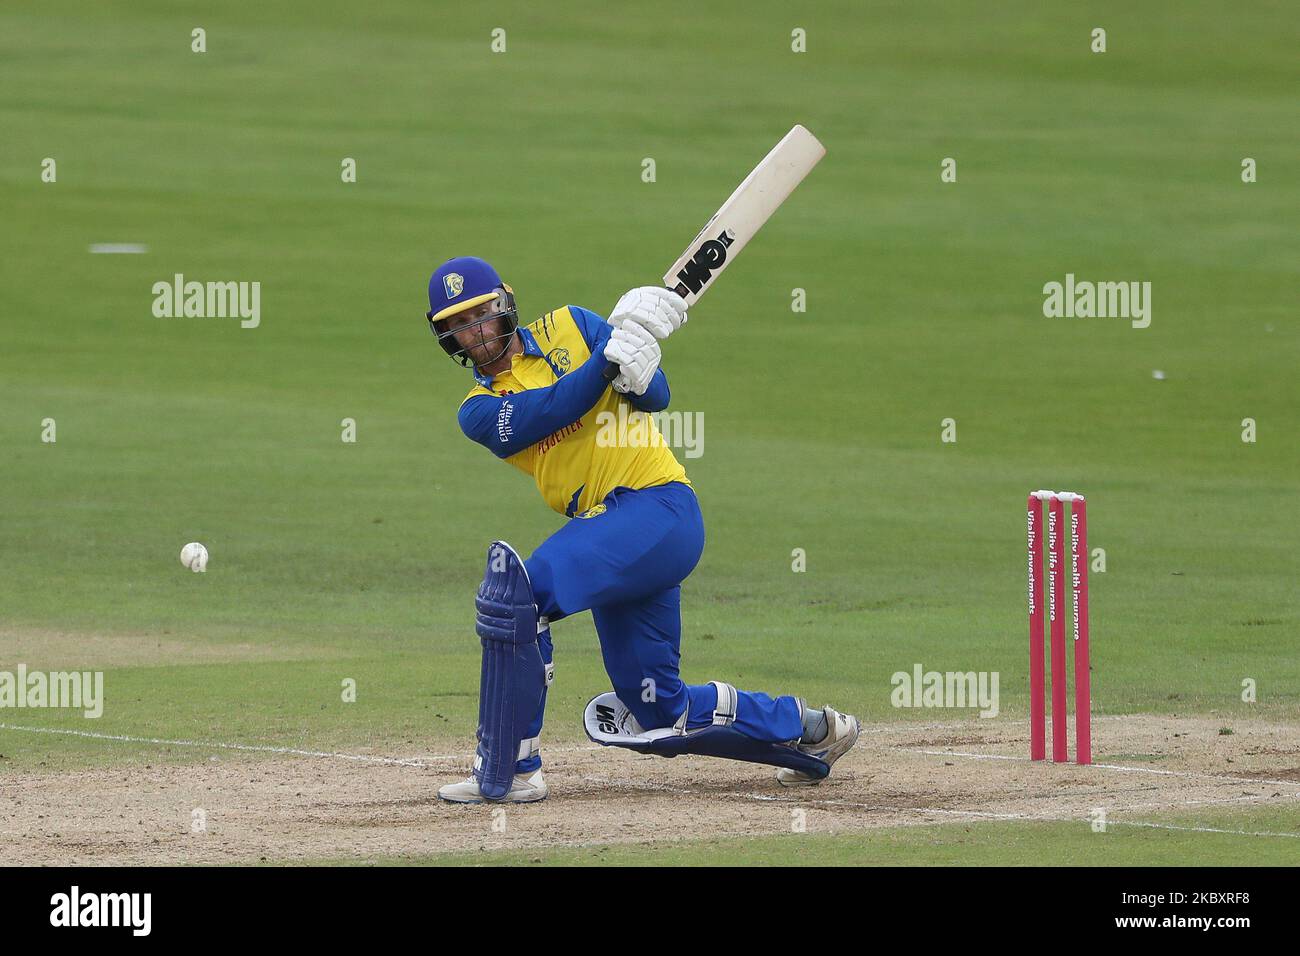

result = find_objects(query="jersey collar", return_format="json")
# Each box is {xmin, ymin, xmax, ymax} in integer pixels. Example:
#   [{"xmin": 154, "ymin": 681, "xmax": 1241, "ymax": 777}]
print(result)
[{"xmin": 471, "ymin": 328, "xmax": 542, "ymax": 387}]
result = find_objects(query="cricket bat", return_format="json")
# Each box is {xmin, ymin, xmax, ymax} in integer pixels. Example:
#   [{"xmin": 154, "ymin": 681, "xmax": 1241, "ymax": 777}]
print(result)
[{"xmin": 603, "ymin": 123, "xmax": 826, "ymax": 380}]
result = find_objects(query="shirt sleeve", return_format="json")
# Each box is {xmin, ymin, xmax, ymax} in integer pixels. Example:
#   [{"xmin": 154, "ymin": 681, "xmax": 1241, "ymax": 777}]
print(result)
[
  {"xmin": 568, "ymin": 304, "xmax": 671, "ymax": 413},
  {"xmin": 458, "ymin": 348, "xmax": 613, "ymax": 459}
]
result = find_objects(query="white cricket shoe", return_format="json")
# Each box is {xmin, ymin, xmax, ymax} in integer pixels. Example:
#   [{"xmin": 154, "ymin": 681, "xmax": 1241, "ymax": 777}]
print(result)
[
  {"xmin": 437, "ymin": 769, "xmax": 548, "ymax": 804},
  {"xmin": 776, "ymin": 706, "xmax": 861, "ymax": 787}
]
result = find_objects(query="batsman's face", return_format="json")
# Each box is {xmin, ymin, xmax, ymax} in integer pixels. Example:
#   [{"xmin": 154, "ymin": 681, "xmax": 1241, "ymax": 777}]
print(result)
[{"xmin": 445, "ymin": 300, "xmax": 510, "ymax": 364}]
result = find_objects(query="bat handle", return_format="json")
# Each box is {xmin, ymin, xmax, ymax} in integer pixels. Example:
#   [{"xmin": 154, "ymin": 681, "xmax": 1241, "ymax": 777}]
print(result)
[{"xmin": 601, "ymin": 284, "xmax": 686, "ymax": 382}]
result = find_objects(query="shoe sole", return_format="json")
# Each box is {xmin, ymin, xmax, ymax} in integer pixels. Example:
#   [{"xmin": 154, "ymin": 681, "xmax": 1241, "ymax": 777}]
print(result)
[
  {"xmin": 775, "ymin": 774, "xmax": 822, "ymax": 788},
  {"xmin": 437, "ymin": 790, "xmax": 549, "ymax": 805}
]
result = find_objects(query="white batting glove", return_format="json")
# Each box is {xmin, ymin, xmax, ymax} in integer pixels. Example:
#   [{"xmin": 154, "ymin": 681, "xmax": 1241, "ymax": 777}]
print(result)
[
  {"xmin": 608, "ymin": 286, "xmax": 689, "ymax": 340},
  {"xmin": 603, "ymin": 320, "xmax": 661, "ymax": 395}
]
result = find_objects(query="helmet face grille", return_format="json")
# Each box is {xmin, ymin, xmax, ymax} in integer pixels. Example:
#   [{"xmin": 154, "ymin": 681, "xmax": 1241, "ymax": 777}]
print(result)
[{"xmin": 429, "ymin": 287, "xmax": 519, "ymax": 369}]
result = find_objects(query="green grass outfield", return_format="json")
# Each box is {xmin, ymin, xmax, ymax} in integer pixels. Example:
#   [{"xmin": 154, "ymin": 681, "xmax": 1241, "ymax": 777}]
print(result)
[{"xmin": 1, "ymin": 1, "xmax": 1296, "ymax": 863}]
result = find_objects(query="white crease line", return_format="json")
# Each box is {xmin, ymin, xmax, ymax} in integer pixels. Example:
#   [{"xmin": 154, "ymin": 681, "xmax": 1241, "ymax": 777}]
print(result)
[
  {"xmin": 0, "ymin": 723, "xmax": 448, "ymax": 768},
  {"xmin": 860, "ymin": 719, "xmax": 996, "ymax": 736},
  {"xmin": 1108, "ymin": 793, "xmax": 1284, "ymax": 813},
  {"xmin": 0, "ymin": 723, "xmax": 606, "ymax": 769},
  {"xmin": 1101, "ymin": 820, "xmax": 1300, "ymax": 839},
  {"xmin": 1090, "ymin": 760, "xmax": 1299, "ymax": 789},
  {"xmin": 882, "ymin": 715, "xmax": 1155, "ymax": 730},
  {"xmin": 859, "ymin": 715, "xmax": 1132, "ymax": 736},
  {"xmin": 0, "ymin": 723, "xmax": 435, "ymax": 766},
  {"xmin": 580, "ymin": 776, "xmax": 1300, "ymax": 839},
  {"xmin": 905, "ymin": 748, "xmax": 1300, "ymax": 789},
  {"xmin": 930, "ymin": 804, "xmax": 1300, "ymax": 840},
  {"xmin": 911, "ymin": 750, "xmax": 1023, "ymax": 761},
  {"xmin": 581, "ymin": 774, "xmax": 1040, "ymax": 817}
]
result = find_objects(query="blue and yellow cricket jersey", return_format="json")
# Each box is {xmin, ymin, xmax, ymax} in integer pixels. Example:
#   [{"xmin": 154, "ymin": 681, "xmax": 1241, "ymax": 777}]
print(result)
[{"xmin": 458, "ymin": 305, "xmax": 688, "ymax": 516}]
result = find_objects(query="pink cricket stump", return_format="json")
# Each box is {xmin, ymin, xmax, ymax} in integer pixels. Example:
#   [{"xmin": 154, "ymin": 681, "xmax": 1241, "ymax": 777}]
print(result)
[
  {"xmin": 1071, "ymin": 497, "xmax": 1092, "ymax": 765},
  {"xmin": 1048, "ymin": 496, "xmax": 1068, "ymax": 762},
  {"xmin": 1027, "ymin": 495, "xmax": 1045, "ymax": 760}
]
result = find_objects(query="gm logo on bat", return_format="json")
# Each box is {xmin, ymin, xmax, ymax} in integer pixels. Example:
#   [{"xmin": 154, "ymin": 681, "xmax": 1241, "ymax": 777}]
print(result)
[
  {"xmin": 596, "ymin": 703, "xmax": 620, "ymax": 736},
  {"xmin": 669, "ymin": 228, "xmax": 736, "ymax": 297}
]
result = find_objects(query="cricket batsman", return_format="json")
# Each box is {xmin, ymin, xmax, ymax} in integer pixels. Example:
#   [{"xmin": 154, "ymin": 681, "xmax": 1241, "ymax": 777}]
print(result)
[{"xmin": 428, "ymin": 256, "xmax": 860, "ymax": 803}]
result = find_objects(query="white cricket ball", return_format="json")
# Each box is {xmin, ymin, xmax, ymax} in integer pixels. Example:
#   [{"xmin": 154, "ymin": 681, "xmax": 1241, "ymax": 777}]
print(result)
[{"xmin": 180, "ymin": 542, "xmax": 209, "ymax": 573}]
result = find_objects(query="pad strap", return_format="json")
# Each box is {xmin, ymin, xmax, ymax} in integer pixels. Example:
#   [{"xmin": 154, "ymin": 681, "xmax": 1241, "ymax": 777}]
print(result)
[
  {"xmin": 671, "ymin": 680, "xmax": 738, "ymax": 734},
  {"xmin": 710, "ymin": 681, "xmax": 738, "ymax": 726}
]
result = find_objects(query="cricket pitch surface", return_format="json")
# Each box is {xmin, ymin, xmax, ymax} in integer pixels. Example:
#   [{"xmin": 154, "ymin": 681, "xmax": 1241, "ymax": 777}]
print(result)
[{"xmin": 2, "ymin": 715, "xmax": 1297, "ymax": 864}]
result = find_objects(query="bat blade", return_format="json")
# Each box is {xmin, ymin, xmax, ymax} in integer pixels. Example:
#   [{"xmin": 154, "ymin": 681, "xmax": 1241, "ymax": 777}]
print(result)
[
  {"xmin": 603, "ymin": 125, "xmax": 825, "ymax": 382},
  {"xmin": 662, "ymin": 124, "xmax": 826, "ymax": 307}
]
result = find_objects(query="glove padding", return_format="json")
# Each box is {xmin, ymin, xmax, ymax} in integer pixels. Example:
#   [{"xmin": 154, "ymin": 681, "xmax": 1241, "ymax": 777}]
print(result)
[
  {"xmin": 602, "ymin": 320, "xmax": 661, "ymax": 396},
  {"xmin": 609, "ymin": 286, "xmax": 689, "ymax": 340}
]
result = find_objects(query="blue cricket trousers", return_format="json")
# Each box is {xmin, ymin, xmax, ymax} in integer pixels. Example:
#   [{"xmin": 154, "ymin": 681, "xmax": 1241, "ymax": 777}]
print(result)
[{"xmin": 517, "ymin": 481, "xmax": 803, "ymax": 773}]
